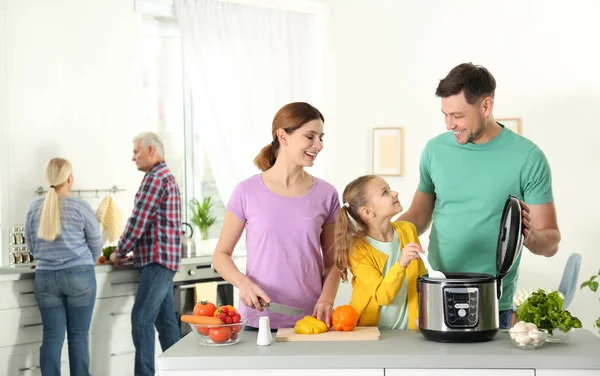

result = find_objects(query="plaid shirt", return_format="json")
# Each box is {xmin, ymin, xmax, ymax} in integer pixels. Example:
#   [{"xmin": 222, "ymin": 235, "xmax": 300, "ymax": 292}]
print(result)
[{"xmin": 116, "ymin": 161, "xmax": 182, "ymax": 271}]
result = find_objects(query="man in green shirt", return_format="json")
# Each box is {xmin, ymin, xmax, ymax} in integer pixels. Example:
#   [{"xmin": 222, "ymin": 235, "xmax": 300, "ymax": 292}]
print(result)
[{"xmin": 400, "ymin": 63, "xmax": 560, "ymax": 329}]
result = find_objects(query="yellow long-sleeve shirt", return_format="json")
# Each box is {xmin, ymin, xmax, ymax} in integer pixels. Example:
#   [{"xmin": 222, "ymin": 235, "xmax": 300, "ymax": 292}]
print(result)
[{"xmin": 348, "ymin": 221, "xmax": 426, "ymax": 329}]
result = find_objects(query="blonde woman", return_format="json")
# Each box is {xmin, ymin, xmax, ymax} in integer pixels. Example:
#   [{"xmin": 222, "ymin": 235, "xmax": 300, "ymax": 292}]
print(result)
[{"xmin": 24, "ymin": 158, "xmax": 102, "ymax": 376}]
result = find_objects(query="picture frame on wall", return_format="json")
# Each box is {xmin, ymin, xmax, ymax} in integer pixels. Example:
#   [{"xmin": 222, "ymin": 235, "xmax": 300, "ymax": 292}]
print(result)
[
  {"xmin": 372, "ymin": 127, "xmax": 404, "ymax": 176},
  {"xmin": 498, "ymin": 117, "xmax": 522, "ymax": 135}
]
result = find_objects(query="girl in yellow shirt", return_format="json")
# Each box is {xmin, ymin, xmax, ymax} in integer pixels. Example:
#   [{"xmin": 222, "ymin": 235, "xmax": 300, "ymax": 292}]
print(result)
[{"xmin": 335, "ymin": 175, "xmax": 426, "ymax": 330}]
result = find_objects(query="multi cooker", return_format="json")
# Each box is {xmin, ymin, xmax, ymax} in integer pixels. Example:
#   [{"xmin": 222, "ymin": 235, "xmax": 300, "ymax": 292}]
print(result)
[{"xmin": 417, "ymin": 195, "xmax": 523, "ymax": 343}]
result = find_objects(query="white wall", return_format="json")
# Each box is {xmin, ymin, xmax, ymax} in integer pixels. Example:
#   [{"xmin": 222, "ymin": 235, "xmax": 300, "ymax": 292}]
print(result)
[
  {"xmin": 325, "ymin": 0, "xmax": 600, "ymax": 331},
  {"xmin": 0, "ymin": 0, "xmax": 149, "ymax": 264},
  {"xmin": 0, "ymin": 0, "xmax": 8, "ymax": 260}
]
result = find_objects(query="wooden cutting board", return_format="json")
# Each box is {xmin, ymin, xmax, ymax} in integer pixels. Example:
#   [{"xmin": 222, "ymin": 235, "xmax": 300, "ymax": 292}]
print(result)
[{"xmin": 275, "ymin": 326, "xmax": 381, "ymax": 342}]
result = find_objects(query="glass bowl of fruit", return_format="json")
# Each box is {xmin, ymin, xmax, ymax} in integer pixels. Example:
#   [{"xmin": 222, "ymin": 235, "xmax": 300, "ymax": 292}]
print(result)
[
  {"xmin": 182, "ymin": 304, "xmax": 246, "ymax": 346},
  {"xmin": 188, "ymin": 320, "xmax": 246, "ymax": 346}
]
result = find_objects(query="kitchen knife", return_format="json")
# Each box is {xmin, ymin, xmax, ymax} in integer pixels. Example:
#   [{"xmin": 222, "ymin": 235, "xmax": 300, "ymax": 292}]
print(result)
[{"xmin": 259, "ymin": 299, "xmax": 304, "ymax": 316}]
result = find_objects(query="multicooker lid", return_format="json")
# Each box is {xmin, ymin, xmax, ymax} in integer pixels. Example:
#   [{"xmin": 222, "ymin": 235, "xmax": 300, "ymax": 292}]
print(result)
[{"xmin": 496, "ymin": 195, "xmax": 524, "ymax": 279}]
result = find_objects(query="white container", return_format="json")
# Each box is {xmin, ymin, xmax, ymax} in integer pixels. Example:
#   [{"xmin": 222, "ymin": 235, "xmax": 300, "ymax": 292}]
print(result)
[{"xmin": 257, "ymin": 316, "xmax": 272, "ymax": 346}]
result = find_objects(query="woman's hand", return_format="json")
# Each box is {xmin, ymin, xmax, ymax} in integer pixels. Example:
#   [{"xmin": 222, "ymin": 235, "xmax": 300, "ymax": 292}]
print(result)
[
  {"xmin": 312, "ymin": 299, "xmax": 334, "ymax": 328},
  {"xmin": 238, "ymin": 280, "xmax": 270, "ymax": 311},
  {"xmin": 399, "ymin": 242, "xmax": 424, "ymax": 268}
]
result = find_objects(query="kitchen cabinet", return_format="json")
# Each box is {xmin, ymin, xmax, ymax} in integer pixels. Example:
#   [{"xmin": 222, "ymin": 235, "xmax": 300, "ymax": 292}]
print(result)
[
  {"xmin": 386, "ymin": 370, "xmax": 534, "ymax": 376},
  {"xmin": 0, "ymin": 267, "xmax": 161, "ymax": 376},
  {"xmin": 0, "ymin": 277, "xmax": 37, "ymax": 310},
  {"xmin": 537, "ymin": 371, "xmax": 600, "ymax": 376},
  {"xmin": 160, "ymin": 370, "xmax": 384, "ymax": 376}
]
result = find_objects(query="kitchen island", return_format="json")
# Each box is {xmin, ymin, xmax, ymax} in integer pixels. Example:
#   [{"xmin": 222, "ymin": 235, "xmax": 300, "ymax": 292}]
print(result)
[{"xmin": 157, "ymin": 329, "xmax": 600, "ymax": 376}]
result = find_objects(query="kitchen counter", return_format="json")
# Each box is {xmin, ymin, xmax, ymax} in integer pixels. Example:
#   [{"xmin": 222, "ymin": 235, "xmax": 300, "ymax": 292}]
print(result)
[
  {"xmin": 0, "ymin": 252, "xmax": 246, "ymax": 282},
  {"xmin": 157, "ymin": 329, "xmax": 600, "ymax": 372}
]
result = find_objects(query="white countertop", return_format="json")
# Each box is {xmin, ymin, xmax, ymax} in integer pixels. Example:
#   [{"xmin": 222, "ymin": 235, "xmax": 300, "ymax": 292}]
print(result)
[
  {"xmin": 157, "ymin": 329, "xmax": 600, "ymax": 371},
  {"xmin": 0, "ymin": 251, "xmax": 246, "ymax": 282}
]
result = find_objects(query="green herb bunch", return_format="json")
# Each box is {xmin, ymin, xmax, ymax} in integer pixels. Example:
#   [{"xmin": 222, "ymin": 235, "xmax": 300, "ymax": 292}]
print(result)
[
  {"xmin": 580, "ymin": 269, "xmax": 600, "ymax": 331},
  {"xmin": 516, "ymin": 289, "xmax": 582, "ymax": 335},
  {"xmin": 102, "ymin": 246, "xmax": 116, "ymax": 260}
]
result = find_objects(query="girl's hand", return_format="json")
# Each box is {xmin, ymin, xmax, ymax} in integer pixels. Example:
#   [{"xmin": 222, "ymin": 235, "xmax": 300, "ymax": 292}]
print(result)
[
  {"xmin": 312, "ymin": 299, "xmax": 334, "ymax": 327},
  {"xmin": 238, "ymin": 280, "xmax": 270, "ymax": 311},
  {"xmin": 399, "ymin": 242, "xmax": 424, "ymax": 268}
]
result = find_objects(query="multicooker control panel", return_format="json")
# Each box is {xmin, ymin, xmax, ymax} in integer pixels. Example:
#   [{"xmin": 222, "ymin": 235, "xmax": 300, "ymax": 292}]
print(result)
[{"xmin": 443, "ymin": 287, "xmax": 479, "ymax": 328}]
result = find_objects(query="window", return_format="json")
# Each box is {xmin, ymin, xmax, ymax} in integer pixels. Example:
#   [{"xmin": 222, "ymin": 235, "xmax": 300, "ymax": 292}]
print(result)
[{"xmin": 140, "ymin": 16, "xmax": 225, "ymax": 239}]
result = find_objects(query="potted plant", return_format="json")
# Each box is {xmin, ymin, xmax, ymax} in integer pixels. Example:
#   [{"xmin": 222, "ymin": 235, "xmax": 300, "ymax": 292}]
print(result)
[
  {"xmin": 189, "ymin": 197, "xmax": 217, "ymax": 241},
  {"xmin": 580, "ymin": 269, "xmax": 600, "ymax": 332}
]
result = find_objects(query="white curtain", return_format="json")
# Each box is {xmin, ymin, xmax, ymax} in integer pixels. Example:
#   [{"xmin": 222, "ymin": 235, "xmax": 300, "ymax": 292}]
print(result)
[{"xmin": 175, "ymin": 0, "xmax": 324, "ymax": 203}]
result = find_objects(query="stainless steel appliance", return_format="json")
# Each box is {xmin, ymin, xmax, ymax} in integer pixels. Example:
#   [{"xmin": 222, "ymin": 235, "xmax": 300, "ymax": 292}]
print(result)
[
  {"xmin": 181, "ymin": 223, "xmax": 196, "ymax": 258},
  {"xmin": 418, "ymin": 195, "xmax": 523, "ymax": 343},
  {"xmin": 174, "ymin": 262, "xmax": 234, "ymax": 337}
]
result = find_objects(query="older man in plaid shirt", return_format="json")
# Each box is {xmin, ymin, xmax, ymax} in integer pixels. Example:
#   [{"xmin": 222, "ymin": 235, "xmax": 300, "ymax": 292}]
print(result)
[{"xmin": 111, "ymin": 132, "xmax": 182, "ymax": 376}]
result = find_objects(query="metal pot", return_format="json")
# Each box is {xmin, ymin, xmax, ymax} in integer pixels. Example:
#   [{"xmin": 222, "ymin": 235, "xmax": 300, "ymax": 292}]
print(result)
[
  {"xmin": 418, "ymin": 195, "xmax": 523, "ymax": 343},
  {"xmin": 182, "ymin": 222, "xmax": 196, "ymax": 258}
]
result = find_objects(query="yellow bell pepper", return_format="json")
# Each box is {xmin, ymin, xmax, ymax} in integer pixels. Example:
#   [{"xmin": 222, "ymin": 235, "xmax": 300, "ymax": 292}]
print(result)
[{"xmin": 294, "ymin": 316, "xmax": 328, "ymax": 334}]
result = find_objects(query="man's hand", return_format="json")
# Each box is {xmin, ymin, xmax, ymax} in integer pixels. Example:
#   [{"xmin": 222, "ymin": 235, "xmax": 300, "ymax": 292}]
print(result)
[
  {"xmin": 520, "ymin": 200, "xmax": 536, "ymax": 247},
  {"xmin": 519, "ymin": 200, "xmax": 560, "ymax": 257},
  {"xmin": 110, "ymin": 252, "xmax": 125, "ymax": 268}
]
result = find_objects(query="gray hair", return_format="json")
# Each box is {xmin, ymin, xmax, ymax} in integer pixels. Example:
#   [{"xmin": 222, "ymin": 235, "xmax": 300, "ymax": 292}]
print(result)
[{"xmin": 133, "ymin": 132, "xmax": 165, "ymax": 159}]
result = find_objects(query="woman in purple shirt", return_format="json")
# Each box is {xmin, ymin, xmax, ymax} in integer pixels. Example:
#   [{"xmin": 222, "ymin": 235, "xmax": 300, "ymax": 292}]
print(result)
[{"xmin": 212, "ymin": 102, "xmax": 340, "ymax": 330}]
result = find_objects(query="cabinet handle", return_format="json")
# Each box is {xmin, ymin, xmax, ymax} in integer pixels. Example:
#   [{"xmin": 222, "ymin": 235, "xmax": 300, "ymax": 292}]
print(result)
[
  {"xmin": 110, "ymin": 350, "xmax": 135, "ymax": 356},
  {"xmin": 110, "ymin": 312, "xmax": 131, "ymax": 316},
  {"xmin": 19, "ymin": 291, "xmax": 35, "ymax": 295},
  {"xmin": 177, "ymin": 281, "xmax": 231, "ymax": 289},
  {"xmin": 20, "ymin": 323, "xmax": 43, "ymax": 328},
  {"xmin": 19, "ymin": 361, "xmax": 67, "ymax": 372},
  {"xmin": 111, "ymin": 281, "xmax": 139, "ymax": 286},
  {"xmin": 19, "ymin": 366, "xmax": 40, "ymax": 372}
]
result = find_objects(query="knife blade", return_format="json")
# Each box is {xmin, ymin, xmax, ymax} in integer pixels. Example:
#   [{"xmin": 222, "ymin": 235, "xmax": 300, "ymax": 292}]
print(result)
[{"xmin": 259, "ymin": 299, "xmax": 304, "ymax": 316}]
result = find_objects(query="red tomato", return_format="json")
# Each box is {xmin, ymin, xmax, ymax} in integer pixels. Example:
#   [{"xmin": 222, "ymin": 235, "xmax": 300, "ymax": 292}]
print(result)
[
  {"xmin": 209, "ymin": 327, "xmax": 232, "ymax": 343},
  {"xmin": 232, "ymin": 324, "xmax": 242, "ymax": 333},
  {"xmin": 194, "ymin": 301, "xmax": 217, "ymax": 317},
  {"xmin": 195, "ymin": 325, "xmax": 210, "ymax": 336}
]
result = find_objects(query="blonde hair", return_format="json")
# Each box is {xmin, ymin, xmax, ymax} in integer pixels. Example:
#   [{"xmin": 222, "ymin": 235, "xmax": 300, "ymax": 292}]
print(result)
[
  {"xmin": 253, "ymin": 102, "xmax": 324, "ymax": 172},
  {"xmin": 133, "ymin": 132, "xmax": 165, "ymax": 159},
  {"xmin": 334, "ymin": 175, "xmax": 378, "ymax": 282},
  {"xmin": 38, "ymin": 158, "xmax": 72, "ymax": 241}
]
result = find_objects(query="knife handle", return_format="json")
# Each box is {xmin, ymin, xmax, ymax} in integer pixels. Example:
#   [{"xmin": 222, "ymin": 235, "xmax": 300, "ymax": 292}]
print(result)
[{"xmin": 258, "ymin": 297, "xmax": 270, "ymax": 307}]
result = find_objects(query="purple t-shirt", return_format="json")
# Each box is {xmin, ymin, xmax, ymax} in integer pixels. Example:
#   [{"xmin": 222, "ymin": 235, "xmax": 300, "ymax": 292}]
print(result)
[{"xmin": 227, "ymin": 174, "xmax": 340, "ymax": 328}]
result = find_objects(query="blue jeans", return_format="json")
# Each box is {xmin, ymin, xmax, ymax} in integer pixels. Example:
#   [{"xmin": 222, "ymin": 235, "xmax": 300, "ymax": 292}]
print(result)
[
  {"xmin": 132, "ymin": 263, "xmax": 180, "ymax": 376},
  {"xmin": 34, "ymin": 265, "xmax": 96, "ymax": 376},
  {"xmin": 499, "ymin": 309, "xmax": 514, "ymax": 329}
]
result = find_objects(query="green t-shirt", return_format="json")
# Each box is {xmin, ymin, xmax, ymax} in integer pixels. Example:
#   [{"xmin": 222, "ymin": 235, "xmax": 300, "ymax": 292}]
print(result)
[
  {"xmin": 366, "ymin": 231, "xmax": 408, "ymax": 329},
  {"xmin": 417, "ymin": 125, "xmax": 553, "ymax": 310}
]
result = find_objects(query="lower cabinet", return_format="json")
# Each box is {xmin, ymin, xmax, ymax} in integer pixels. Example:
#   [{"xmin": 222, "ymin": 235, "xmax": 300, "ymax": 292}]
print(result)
[
  {"xmin": 386, "ymin": 371, "xmax": 534, "ymax": 376},
  {"xmin": 159, "ymin": 370, "xmax": 384, "ymax": 376},
  {"xmin": 537, "ymin": 371, "xmax": 600, "ymax": 376},
  {"xmin": 0, "ymin": 268, "xmax": 164, "ymax": 376}
]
